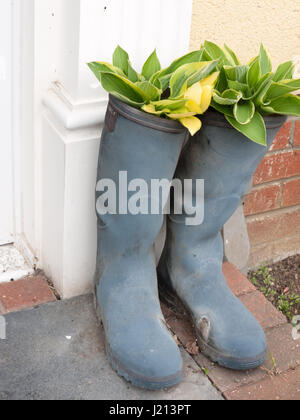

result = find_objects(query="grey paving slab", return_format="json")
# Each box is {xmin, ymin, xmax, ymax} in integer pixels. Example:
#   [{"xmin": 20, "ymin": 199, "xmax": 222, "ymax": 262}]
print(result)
[{"xmin": 0, "ymin": 295, "xmax": 223, "ymax": 400}]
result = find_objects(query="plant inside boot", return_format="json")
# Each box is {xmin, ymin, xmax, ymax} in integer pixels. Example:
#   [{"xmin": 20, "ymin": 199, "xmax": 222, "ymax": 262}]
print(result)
[
  {"xmin": 88, "ymin": 42, "xmax": 300, "ymax": 141},
  {"xmin": 88, "ymin": 46, "xmax": 220, "ymax": 135}
]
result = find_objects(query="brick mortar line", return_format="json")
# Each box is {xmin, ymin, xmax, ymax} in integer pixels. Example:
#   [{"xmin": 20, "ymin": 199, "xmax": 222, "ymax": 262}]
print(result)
[
  {"xmin": 244, "ymin": 184, "xmax": 282, "ymax": 217},
  {"xmin": 253, "ymin": 173, "xmax": 300, "ymax": 188},
  {"xmin": 248, "ymin": 232, "xmax": 300, "ymax": 250},
  {"xmin": 268, "ymin": 146, "xmax": 294, "ymax": 155},
  {"xmin": 266, "ymin": 146, "xmax": 300, "ymax": 157},
  {"xmin": 246, "ymin": 181, "xmax": 282, "ymax": 192},
  {"xmin": 269, "ymin": 119, "xmax": 294, "ymax": 153},
  {"xmin": 244, "ymin": 177, "xmax": 300, "ymax": 217},
  {"xmin": 248, "ymin": 239, "xmax": 300, "ymax": 253},
  {"xmin": 279, "ymin": 178, "xmax": 284, "ymax": 209},
  {"xmin": 249, "ymin": 174, "xmax": 300, "ymax": 193},
  {"xmin": 245, "ymin": 203, "xmax": 300, "ymax": 222}
]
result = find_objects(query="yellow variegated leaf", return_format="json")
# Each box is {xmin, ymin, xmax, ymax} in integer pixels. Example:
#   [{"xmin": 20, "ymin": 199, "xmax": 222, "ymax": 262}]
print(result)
[
  {"xmin": 167, "ymin": 107, "xmax": 197, "ymax": 119},
  {"xmin": 150, "ymin": 99, "xmax": 188, "ymax": 111},
  {"xmin": 183, "ymin": 71, "xmax": 218, "ymax": 115},
  {"xmin": 184, "ymin": 82, "xmax": 203, "ymax": 102},
  {"xmin": 199, "ymin": 85, "xmax": 214, "ymax": 113},
  {"xmin": 179, "ymin": 117, "xmax": 202, "ymax": 136},
  {"xmin": 170, "ymin": 61, "xmax": 218, "ymax": 98},
  {"xmin": 142, "ymin": 104, "xmax": 163, "ymax": 115},
  {"xmin": 200, "ymin": 71, "xmax": 219, "ymax": 88},
  {"xmin": 186, "ymin": 99, "xmax": 203, "ymax": 114}
]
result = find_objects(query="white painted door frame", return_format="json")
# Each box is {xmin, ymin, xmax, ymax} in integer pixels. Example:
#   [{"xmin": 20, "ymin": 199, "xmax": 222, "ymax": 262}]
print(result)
[
  {"xmin": 0, "ymin": 0, "xmax": 36, "ymax": 266},
  {"xmin": 0, "ymin": 0, "xmax": 15, "ymax": 245}
]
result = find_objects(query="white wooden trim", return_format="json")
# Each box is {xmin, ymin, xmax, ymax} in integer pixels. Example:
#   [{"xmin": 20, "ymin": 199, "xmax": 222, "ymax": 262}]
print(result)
[
  {"xmin": 12, "ymin": 0, "xmax": 22, "ymax": 237},
  {"xmin": 43, "ymin": 84, "xmax": 107, "ymax": 130},
  {"xmin": 0, "ymin": 0, "xmax": 14, "ymax": 245}
]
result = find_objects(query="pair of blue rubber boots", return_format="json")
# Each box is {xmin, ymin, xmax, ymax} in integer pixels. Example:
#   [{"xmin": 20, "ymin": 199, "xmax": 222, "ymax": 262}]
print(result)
[{"xmin": 95, "ymin": 95, "xmax": 286, "ymax": 390}]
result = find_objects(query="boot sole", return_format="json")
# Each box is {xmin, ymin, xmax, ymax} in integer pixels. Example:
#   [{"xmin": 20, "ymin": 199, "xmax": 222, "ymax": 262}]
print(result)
[
  {"xmin": 93, "ymin": 292, "xmax": 183, "ymax": 390},
  {"xmin": 196, "ymin": 334, "xmax": 267, "ymax": 371},
  {"xmin": 158, "ymin": 273, "xmax": 267, "ymax": 371}
]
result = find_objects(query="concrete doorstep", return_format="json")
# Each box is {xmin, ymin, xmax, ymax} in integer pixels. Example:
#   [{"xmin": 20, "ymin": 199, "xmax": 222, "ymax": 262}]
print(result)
[
  {"xmin": 0, "ymin": 294, "xmax": 222, "ymax": 401},
  {"xmin": 0, "ymin": 265, "xmax": 299, "ymax": 400}
]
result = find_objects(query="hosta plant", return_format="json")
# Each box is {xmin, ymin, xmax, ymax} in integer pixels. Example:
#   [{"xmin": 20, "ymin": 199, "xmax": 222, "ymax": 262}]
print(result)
[
  {"xmin": 88, "ymin": 46, "xmax": 220, "ymax": 135},
  {"xmin": 202, "ymin": 41, "xmax": 300, "ymax": 145}
]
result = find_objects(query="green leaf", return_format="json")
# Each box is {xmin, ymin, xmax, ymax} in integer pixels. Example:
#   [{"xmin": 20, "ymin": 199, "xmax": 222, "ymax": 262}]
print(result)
[
  {"xmin": 254, "ymin": 81, "xmax": 273, "ymax": 106},
  {"xmin": 100, "ymin": 72, "xmax": 147, "ymax": 103},
  {"xmin": 153, "ymin": 73, "xmax": 170, "ymax": 91},
  {"xmin": 264, "ymin": 81, "xmax": 300, "ymax": 101},
  {"xmin": 135, "ymin": 81, "xmax": 161, "ymax": 101},
  {"xmin": 87, "ymin": 62, "xmax": 125, "ymax": 81},
  {"xmin": 247, "ymin": 58, "xmax": 261, "ymax": 88},
  {"xmin": 151, "ymin": 75, "xmax": 162, "ymax": 90},
  {"xmin": 170, "ymin": 61, "xmax": 218, "ymax": 98},
  {"xmin": 247, "ymin": 56, "xmax": 259, "ymax": 67},
  {"xmin": 203, "ymin": 41, "xmax": 232, "ymax": 66},
  {"xmin": 227, "ymin": 80, "xmax": 249, "ymax": 94},
  {"xmin": 113, "ymin": 46, "xmax": 130, "ymax": 75},
  {"xmin": 233, "ymin": 100, "xmax": 255, "ymax": 125},
  {"xmin": 210, "ymin": 101, "xmax": 234, "ymax": 117},
  {"xmin": 152, "ymin": 50, "xmax": 204, "ymax": 90},
  {"xmin": 216, "ymin": 67, "xmax": 228, "ymax": 92},
  {"xmin": 226, "ymin": 112, "xmax": 267, "ymax": 145},
  {"xmin": 142, "ymin": 50, "xmax": 161, "ymax": 80},
  {"xmin": 251, "ymin": 72, "xmax": 274, "ymax": 103},
  {"xmin": 280, "ymin": 79, "xmax": 300, "ymax": 89},
  {"xmin": 213, "ymin": 89, "xmax": 242, "ymax": 105},
  {"xmin": 162, "ymin": 50, "xmax": 204, "ymax": 75},
  {"xmin": 259, "ymin": 44, "xmax": 272, "ymax": 76},
  {"xmin": 254, "ymin": 72, "xmax": 274, "ymax": 91},
  {"xmin": 186, "ymin": 60, "xmax": 219, "ymax": 88},
  {"xmin": 150, "ymin": 99, "xmax": 189, "ymax": 111},
  {"xmin": 273, "ymin": 61, "xmax": 295, "ymax": 82},
  {"xmin": 127, "ymin": 61, "xmax": 140, "ymax": 83},
  {"xmin": 109, "ymin": 92, "xmax": 145, "ymax": 108},
  {"xmin": 262, "ymin": 94, "xmax": 300, "ymax": 117},
  {"xmin": 223, "ymin": 89, "xmax": 243, "ymax": 100},
  {"xmin": 223, "ymin": 44, "xmax": 241, "ymax": 65},
  {"xmin": 224, "ymin": 65, "xmax": 248, "ymax": 83}
]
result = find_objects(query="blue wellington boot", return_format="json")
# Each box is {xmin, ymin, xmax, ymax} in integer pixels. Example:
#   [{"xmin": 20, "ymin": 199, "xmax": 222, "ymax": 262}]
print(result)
[
  {"xmin": 159, "ymin": 110, "xmax": 287, "ymax": 370},
  {"xmin": 94, "ymin": 96, "xmax": 189, "ymax": 389}
]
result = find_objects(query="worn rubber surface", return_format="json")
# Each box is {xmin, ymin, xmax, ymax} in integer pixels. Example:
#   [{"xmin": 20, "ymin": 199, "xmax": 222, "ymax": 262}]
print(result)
[
  {"xmin": 159, "ymin": 111, "xmax": 287, "ymax": 370},
  {"xmin": 93, "ymin": 293, "xmax": 182, "ymax": 390},
  {"xmin": 94, "ymin": 96, "xmax": 188, "ymax": 390}
]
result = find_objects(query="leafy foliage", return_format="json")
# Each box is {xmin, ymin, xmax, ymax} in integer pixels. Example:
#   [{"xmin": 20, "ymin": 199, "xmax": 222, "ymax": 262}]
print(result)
[
  {"xmin": 204, "ymin": 42, "xmax": 300, "ymax": 145},
  {"xmin": 88, "ymin": 43, "xmax": 300, "ymax": 142},
  {"xmin": 88, "ymin": 46, "xmax": 219, "ymax": 135}
]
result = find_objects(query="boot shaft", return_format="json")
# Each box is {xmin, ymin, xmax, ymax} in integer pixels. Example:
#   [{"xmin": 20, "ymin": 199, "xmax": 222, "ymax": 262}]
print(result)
[
  {"xmin": 95, "ymin": 96, "xmax": 188, "ymax": 263},
  {"xmin": 171, "ymin": 110, "xmax": 287, "ymax": 233}
]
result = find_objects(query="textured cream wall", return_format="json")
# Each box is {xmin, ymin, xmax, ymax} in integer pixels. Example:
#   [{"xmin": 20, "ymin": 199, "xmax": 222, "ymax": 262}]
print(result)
[{"xmin": 190, "ymin": 0, "xmax": 300, "ymax": 69}]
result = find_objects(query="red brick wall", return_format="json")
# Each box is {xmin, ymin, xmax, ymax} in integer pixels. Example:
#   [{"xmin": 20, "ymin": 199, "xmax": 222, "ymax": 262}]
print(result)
[{"xmin": 244, "ymin": 119, "xmax": 300, "ymax": 268}]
